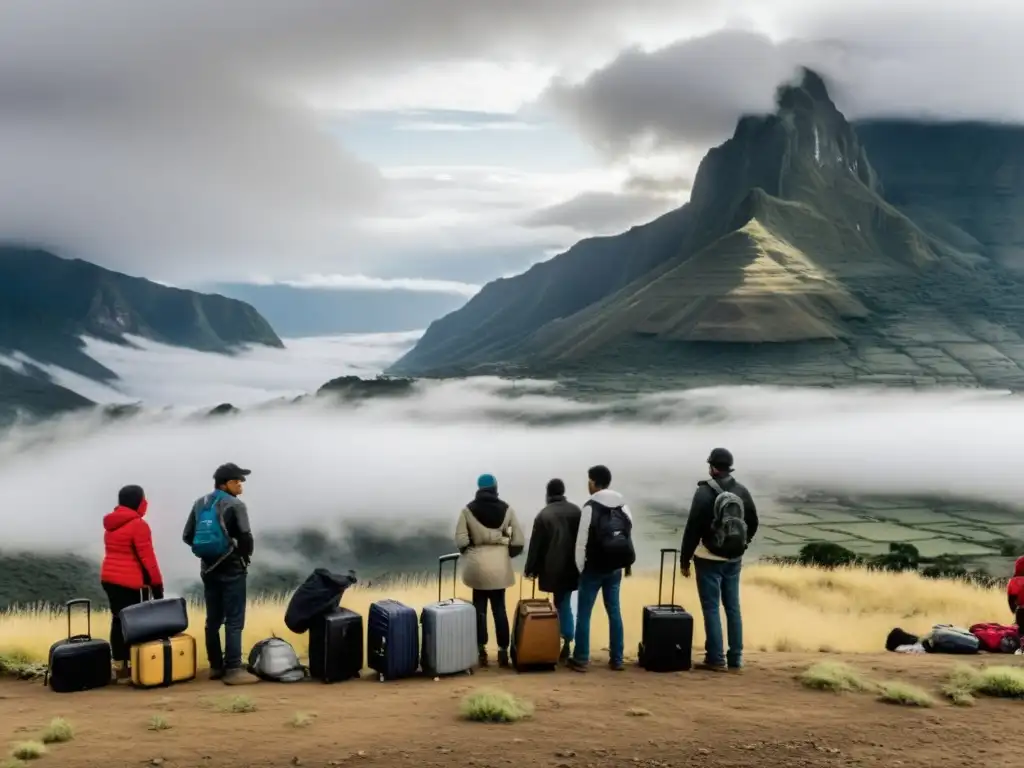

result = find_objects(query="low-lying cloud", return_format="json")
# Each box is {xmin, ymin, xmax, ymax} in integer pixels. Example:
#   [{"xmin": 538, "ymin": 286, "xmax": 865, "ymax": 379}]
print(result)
[{"xmin": 1, "ymin": 337, "xmax": 1022, "ymax": 587}]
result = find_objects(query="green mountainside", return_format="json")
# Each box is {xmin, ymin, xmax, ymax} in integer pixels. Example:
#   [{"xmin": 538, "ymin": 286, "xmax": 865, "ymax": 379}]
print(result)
[
  {"xmin": 389, "ymin": 70, "xmax": 1024, "ymax": 390},
  {"xmin": 0, "ymin": 246, "xmax": 284, "ymax": 422}
]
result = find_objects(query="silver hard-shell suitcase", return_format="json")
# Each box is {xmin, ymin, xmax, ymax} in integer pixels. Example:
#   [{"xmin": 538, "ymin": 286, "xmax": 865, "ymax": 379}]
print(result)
[{"xmin": 420, "ymin": 553, "xmax": 477, "ymax": 677}]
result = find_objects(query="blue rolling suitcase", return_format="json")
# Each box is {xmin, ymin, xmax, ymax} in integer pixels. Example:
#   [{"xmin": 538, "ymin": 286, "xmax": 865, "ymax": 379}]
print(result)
[{"xmin": 367, "ymin": 599, "xmax": 419, "ymax": 681}]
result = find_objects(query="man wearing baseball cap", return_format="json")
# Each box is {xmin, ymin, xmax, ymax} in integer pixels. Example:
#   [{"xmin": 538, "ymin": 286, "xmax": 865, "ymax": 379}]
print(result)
[
  {"xmin": 680, "ymin": 448, "xmax": 759, "ymax": 673},
  {"xmin": 182, "ymin": 462, "xmax": 258, "ymax": 685}
]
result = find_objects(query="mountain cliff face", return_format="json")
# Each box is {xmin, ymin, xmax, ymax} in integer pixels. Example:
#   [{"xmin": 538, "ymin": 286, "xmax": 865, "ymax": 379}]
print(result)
[
  {"xmin": 0, "ymin": 246, "xmax": 284, "ymax": 421},
  {"xmin": 390, "ymin": 70, "xmax": 1024, "ymax": 390}
]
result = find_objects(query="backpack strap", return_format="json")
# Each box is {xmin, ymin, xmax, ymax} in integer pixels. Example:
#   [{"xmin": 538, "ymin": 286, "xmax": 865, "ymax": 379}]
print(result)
[{"xmin": 706, "ymin": 479, "xmax": 724, "ymax": 496}]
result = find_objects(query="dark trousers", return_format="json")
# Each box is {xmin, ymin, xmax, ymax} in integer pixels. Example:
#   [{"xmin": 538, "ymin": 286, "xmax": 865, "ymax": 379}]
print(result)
[
  {"xmin": 102, "ymin": 582, "xmax": 143, "ymax": 663},
  {"xmin": 202, "ymin": 570, "xmax": 247, "ymax": 670},
  {"xmin": 472, "ymin": 588, "xmax": 510, "ymax": 650}
]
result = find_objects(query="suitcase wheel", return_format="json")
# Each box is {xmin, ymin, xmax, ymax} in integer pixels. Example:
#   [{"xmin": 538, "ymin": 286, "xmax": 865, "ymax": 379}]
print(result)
[
  {"xmin": 466, "ymin": 668, "xmax": 473, "ymax": 676},
  {"xmin": 378, "ymin": 673, "xmax": 385, "ymax": 682}
]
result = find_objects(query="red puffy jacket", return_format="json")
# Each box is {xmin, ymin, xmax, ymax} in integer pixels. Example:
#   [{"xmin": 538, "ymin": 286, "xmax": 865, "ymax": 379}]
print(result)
[
  {"xmin": 1008, "ymin": 556, "xmax": 1024, "ymax": 614},
  {"xmin": 100, "ymin": 501, "xmax": 163, "ymax": 590}
]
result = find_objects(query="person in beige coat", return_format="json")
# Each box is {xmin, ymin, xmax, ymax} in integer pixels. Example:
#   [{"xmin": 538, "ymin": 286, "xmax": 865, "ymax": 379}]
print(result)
[{"xmin": 455, "ymin": 473, "xmax": 525, "ymax": 668}]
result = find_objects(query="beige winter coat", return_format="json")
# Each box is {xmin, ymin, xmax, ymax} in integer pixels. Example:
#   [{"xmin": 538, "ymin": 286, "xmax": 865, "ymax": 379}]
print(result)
[{"xmin": 455, "ymin": 504, "xmax": 525, "ymax": 591}]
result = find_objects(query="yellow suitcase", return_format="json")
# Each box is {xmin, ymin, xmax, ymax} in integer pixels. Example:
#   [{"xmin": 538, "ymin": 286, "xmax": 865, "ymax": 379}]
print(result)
[{"xmin": 130, "ymin": 634, "xmax": 197, "ymax": 688}]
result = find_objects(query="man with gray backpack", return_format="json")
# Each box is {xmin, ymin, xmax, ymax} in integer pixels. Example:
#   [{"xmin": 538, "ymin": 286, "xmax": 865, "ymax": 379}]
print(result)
[{"xmin": 680, "ymin": 448, "xmax": 759, "ymax": 673}]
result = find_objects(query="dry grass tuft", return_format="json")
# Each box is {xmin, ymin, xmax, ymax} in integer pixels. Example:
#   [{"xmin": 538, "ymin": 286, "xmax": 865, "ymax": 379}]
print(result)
[
  {"xmin": 147, "ymin": 715, "xmax": 171, "ymax": 731},
  {"xmin": 288, "ymin": 712, "xmax": 316, "ymax": 727},
  {"xmin": 9, "ymin": 743, "xmax": 44, "ymax": 761},
  {"xmin": 799, "ymin": 661, "xmax": 872, "ymax": 693},
  {"xmin": 216, "ymin": 695, "xmax": 257, "ymax": 714},
  {"xmin": 39, "ymin": 717, "xmax": 74, "ymax": 744},
  {"xmin": 459, "ymin": 690, "xmax": 533, "ymax": 723},
  {"xmin": 876, "ymin": 681, "xmax": 935, "ymax": 707}
]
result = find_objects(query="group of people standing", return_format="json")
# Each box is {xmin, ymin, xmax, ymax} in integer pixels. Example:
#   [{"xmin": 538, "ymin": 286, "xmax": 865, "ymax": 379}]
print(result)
[
  {"xmin": 98, "ymin": 448, "xmax": 760, "ymax": 685},
  {"xmin": 455, "ymin": 448, "xmax": 759, "ymax": 673},
  {"xmin": 100, "ymin": 462, "xmax": 260, "ymax": 685}
]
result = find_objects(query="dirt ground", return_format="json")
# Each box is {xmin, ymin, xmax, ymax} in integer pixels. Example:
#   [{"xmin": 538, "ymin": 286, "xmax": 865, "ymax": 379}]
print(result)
[{"xmin": 3, "ymin": 653, "xmax": 1023, "ymax": 768}]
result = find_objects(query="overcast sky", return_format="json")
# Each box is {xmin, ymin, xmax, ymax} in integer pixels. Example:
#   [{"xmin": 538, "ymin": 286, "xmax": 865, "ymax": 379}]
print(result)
[{"xmin": 0, "ymin": 0, "xmax": 1020, "ymax": 295}]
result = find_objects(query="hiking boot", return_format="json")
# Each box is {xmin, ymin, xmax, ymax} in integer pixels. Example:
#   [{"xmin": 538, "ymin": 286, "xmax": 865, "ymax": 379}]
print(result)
[
  {"xmin": 478, "ymin": 647, "xmax": 489, "ymax": 667},
  {"xmin": 208, "ymin": 667, "xmax": 225, "ymax": 681},
  {"xmin": 497, "ymin": 649, "xmax": 510, "ymax": 669},
  {"xmin": 223, "ymin": 667, "xmax": 260, "ymax": 685},
  {"xmin": 727, "ymin": 666, "xmax": 744, "ymax": 674},
  {"xmin": 113, "ymin": 663, "xmax": 132, "ymax": 682},
  {"xmin": 559, "ymin": 641, "xmax": 571, "ymax": 665},
  {"xmin": 694, "ymin": 661, "xmax": 728, "ymax": 673},
  {"xmin": 567, "ymin": 658, "xmax": 588, "ymax": 673},
  {"xmin": 608, "ymin": 659, "xmax": 625, "ymax": 672}
]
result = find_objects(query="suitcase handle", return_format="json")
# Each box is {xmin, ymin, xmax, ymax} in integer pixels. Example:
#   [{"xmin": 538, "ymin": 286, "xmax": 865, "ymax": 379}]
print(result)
[
  {"xmin": 658, "ymin": 548, "xmax": 678, "ymax": 608},
  {"xmin": 65, "ymin": 599, "xmax": 92, "ymax": 641},
  {"xmin": 140, "ymin": 586, "xmax": 153, "ymax": 602},
  {"xmin": 518, "ymin": 576, "xmax": 537, "ymax": 601},
  {"xmin": 438, "ymin": 553, "xmax": 460, "ymax": 602}
]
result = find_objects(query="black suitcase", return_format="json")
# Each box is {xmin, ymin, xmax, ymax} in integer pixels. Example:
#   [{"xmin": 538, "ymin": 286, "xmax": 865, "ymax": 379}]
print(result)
[
  {"xmin": 638, "ymin": 548, "xmax": 693, "ymax": 672},
  {"xmin": 45, "ymin": 599, "xmax": 113, "ymax": 693},
  {"xmin": 118, "ymin": 589, "xmax": 189, "ymax": 646},
  {"xmin": 308, "ymin": 608, "xmax": 363, "ymax": 682}
]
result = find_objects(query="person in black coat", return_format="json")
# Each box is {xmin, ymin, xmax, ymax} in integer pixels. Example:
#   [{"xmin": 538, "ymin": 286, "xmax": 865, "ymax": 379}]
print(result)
[{"xmin": 524, "ymin": 478, "xmax": 582, "ymax": 663}]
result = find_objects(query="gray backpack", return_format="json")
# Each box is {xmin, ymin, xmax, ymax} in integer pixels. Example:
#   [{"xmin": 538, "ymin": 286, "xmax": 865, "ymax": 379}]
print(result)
[
  {"xmin": 706, "ymin": 479, "xmax": 749, "ymax": 559},
  {"xmin": 247, "ymin": 637, "xmax": 309, "ymax": 682}
]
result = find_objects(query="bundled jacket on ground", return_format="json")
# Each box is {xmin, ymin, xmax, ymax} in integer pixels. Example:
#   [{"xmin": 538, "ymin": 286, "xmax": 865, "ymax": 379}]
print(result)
[
  {"xmin": 284, "ymin": 569, "xmax": 357, "ymax": 634},
  {"xmin": 455, "ymin": 489, "xmax": 525, "ymax": 590},
  {"xmin": 524, "ymin": 494, "xmax": 582, "ymax": 594},
  {"xmin": 100, "ymin": 503, "xmax": 163, "ymax": 591},
  {"xmin": 680, "ymin": 475, "xmax": 759, "ymax": 563}
]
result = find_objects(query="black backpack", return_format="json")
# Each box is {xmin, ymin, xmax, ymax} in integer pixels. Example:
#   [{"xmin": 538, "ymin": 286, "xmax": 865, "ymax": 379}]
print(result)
[{"xmin": 589, "ymin": 501, "xmax": 636, "ymax": 571}]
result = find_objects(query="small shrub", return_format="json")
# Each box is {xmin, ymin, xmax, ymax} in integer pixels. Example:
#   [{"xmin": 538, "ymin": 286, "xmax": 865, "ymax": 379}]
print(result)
[
  {"xmin": 148, "ymin": 715, "xmax": 171, "ymax": 731},
  {"xmin": 876, "ymin": 681, "xmax": 935, "ymax": 707},
  {"xmin": 941, "ymin": 664, "xmax": 979, "ymax": 706},
  {"xmin": 799, "ymin": 661, "xmax": 871, "ymax": 693},
  {"xmin": 9, "ymin": 743, "xmax": 45, "ymax": 761},
  {"xmin": 288, "ymin": 712, "xmax": 316, "ymax": 727},
  {"xmin": 217, "ymin": 695, "xmax": 257, "ymax": 713},
  {"xmin": 459, "ymin": 690, "xmax": 533, "ymax": 723},
  {"xmin": 40, "ymin": 717, "xmax": 74, "ymax": 744},
  {"xmin": 0, "ymin": 652, "xmax": 45, "ymax": 681},
  {"xmin": 970, "ymin": 666, "xmax": 1024, "ymax": 698}
]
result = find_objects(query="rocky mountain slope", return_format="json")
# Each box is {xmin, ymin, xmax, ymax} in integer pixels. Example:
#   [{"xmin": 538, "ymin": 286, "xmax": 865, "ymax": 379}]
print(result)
[
  {"xmin": 389, "ymin": 70, "xmax": 1024, "ymax": 390},
  {"xmin": 0, "ymin": 246, "xmax": 283, "ymax": 422}
]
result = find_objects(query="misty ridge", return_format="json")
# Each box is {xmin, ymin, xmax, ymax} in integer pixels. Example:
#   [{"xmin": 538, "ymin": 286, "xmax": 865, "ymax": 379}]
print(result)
[{"xmin": 1, "ymin": 368, "xmax": 1024, "ymax": 593}]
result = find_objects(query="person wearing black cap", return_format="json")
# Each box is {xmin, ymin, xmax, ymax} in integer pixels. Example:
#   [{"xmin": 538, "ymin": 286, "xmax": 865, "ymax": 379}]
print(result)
[
  {"xmin": 182, "ymin": 462, "xmax": 258, "ymax": 685},
  {"xmin": 680, "ymin": 448, "xmax": 759, "ymax": 673}
]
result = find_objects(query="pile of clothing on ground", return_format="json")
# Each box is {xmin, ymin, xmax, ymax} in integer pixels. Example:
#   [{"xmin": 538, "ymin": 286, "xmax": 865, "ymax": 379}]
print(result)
[{"xmin": 886, "ymin": 624, "xmax": 1020, "ymax": 655}]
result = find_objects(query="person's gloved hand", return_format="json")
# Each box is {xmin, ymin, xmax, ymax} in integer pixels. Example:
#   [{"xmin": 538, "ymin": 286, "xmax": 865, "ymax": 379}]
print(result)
[
  {"xmin": 680, "ymin": 562, "xmax": 691, "ymax": 579},
  {"xmin": 624, "ymin": 566, "xmax": 632, "ymax": 578},
  {"xmin": 151, "ymin": 584, "xmax": 165, "ymax": 600}
]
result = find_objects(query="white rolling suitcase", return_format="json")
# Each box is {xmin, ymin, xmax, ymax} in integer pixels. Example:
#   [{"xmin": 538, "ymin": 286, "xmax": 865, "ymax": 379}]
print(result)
[{"xmin": 420, "ymin": 553, "xmax": 477, "ymax": 677}]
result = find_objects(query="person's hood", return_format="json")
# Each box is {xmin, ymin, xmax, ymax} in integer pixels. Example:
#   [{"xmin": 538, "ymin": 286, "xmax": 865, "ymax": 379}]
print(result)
[
  {"xmin": 589, "ymin": 489, "xmax": 626, "ymax": 507},
  {"xmin": 545, "ymin": 494, "xmax": 566, "ymax": 505},
  {"xmin": 1014, "ymin": 555, "xmax": 1024, "ymax": 578},
  {"xmin": 103, "ymin": 504, "xmax": 145, "ymax": 532}
]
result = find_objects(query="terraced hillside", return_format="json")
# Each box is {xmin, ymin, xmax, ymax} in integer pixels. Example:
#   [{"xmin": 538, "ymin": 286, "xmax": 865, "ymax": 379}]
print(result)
[{"xmin": 389, "ymin": 70, "xmax": 1024, "ymax": 390}]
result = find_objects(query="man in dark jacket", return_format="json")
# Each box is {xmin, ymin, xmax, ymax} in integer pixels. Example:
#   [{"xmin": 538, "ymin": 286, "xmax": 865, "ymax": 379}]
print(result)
[
  {"xmin": 524, "ymin": 478, "xmax": 582, "ymax": 663},
  {"xmin": 680, "ymin": 448, "xmax": 759, "ymax": 673},
  {"xmin": 182, "ymin": 462, "xmax": 258, "ymax": 685}
]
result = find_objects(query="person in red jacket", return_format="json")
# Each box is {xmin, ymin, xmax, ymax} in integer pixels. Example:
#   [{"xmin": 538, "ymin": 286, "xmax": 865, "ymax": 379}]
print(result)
[
  {"xmin": 100, "ymin": 485, "xmax": 164, "ymax": 677},
  {"xmin": 1008, "ymin": 555, "xmax": 1024, "ymax": 631}
]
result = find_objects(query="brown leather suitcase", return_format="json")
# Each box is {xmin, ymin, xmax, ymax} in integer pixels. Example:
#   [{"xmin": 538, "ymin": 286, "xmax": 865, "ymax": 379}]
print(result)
[{"xmin": 510, "ymin": 578, "xmax": 561, "ymax": 672}]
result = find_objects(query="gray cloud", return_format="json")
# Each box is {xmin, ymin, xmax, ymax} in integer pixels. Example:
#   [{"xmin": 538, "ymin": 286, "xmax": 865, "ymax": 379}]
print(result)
[
  {"xmin": 0, "ymin": 0, "xmax": 708, "ymax": 283},
  {"xmin": 542, "ymin": 1, "xmax": 1024, "ymax": 156},
  {"xmin": 522, "ymin": 191, "xmax": 681, "ymax": 234}
]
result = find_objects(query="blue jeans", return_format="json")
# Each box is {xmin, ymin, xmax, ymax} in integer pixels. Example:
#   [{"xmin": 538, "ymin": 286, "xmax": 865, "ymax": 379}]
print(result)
[
  {"xmin": 553, "ymin": 590, "xmax": 575, "ymax": 642},
  {"xmin": 572, "ymin": 570, "xmax": 623, "ymax": 665},
  {"xmin": 203, "ymin": 570, "xmax": 247, "ymax": 670},
  {"xmin": 694, "ymin": 557, "xmax": 743, "ymax": 668}
]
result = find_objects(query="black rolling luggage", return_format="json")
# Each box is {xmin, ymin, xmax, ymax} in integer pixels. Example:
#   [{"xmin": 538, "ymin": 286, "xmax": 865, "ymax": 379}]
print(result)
[
  {"xmin": 45, "ymin": 599, "xmax": 113, "ymax": 693},
  {"xmin": 118, "ymin": 588, "xmax": 189, "ymax": 646},
  {"xmin": 638, "ymin": 548, "xmax": 693, "ymax": 672},
  {"xmin": 308, "ymin": 607, "xmax": 363, "ymax": 682}
]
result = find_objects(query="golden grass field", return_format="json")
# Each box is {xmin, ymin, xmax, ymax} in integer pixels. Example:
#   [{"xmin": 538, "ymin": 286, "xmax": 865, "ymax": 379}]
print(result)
[{"xmin": 0, "ymin": 564, "xmax": 1011, "ymax": 667}]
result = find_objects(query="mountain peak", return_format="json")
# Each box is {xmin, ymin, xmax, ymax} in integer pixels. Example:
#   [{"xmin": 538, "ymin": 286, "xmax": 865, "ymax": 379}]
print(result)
[{"xmin": 775, "ymin": 67, "xmax": 835, "ymax": 113}]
